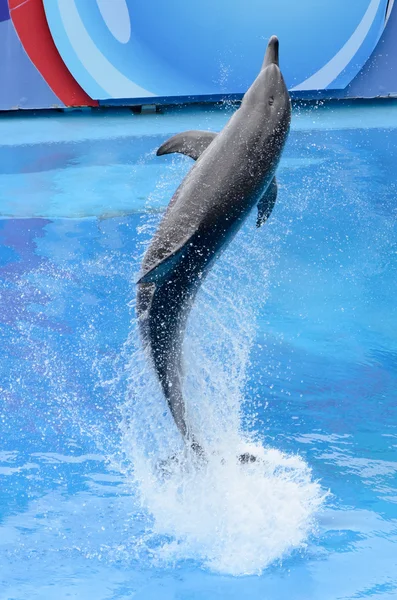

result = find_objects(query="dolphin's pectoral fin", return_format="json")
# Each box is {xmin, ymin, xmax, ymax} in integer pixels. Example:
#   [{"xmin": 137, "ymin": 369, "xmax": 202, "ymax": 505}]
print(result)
[
  {"xmin": 157, "ymin": 130, "xmax": 217, "ymax": 161},
  {"xmin": 256, "ymin": 176, "xmax": 278, "ymax": 228},
  {"xmin": 136, "ymin": 245, "xmax": 187, "ymax": 284}
]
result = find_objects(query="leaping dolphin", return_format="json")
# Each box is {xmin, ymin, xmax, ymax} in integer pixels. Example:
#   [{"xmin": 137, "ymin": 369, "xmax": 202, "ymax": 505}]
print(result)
[{"xmin": 136, "ymin": 36, "xmax": 291, "ymax": 459}]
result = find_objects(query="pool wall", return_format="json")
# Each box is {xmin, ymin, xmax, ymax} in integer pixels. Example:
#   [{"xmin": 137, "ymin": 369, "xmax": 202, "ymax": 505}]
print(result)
[{"xmin": 1, "ymin": 0, "xmax": 397, "ymax": 110}]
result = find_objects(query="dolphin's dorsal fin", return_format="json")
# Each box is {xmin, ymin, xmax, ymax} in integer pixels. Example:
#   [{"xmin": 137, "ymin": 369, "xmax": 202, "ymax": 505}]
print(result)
[
  {"xmin": 157, "ymin": 130, "xmax": 217, "ymax": 161},
  {"xmin": 257, "ymin": 177, "xmax": 277, "ymax": 227}
]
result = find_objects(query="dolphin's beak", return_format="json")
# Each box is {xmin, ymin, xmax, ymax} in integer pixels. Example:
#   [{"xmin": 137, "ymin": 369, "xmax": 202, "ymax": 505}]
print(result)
[{"xmin": 261, "ymin": 35, "xmax": 279, "ymax": 70}]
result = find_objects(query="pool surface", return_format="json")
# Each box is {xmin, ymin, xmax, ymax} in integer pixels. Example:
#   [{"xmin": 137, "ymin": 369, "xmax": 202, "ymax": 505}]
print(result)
[{"xmin": 1, "ymin": 102, "xmax": 397, "ymax": 598}]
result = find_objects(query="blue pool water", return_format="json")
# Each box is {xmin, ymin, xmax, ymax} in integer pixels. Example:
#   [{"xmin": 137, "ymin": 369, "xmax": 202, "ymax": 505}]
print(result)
[{"xmin": 1, "ymin": 102, "xmax": 397, "ymax": 598}]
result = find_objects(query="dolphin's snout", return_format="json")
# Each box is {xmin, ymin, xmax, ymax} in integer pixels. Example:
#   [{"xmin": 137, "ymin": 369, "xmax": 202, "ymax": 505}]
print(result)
[{"xmin": 262, "ymin": 35, "xmax": 279, "ymax": 70}]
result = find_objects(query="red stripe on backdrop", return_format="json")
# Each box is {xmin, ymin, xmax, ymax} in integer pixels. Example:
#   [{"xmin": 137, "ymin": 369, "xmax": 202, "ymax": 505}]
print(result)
[{"xmin": 8, "ymin": 0, "xmax": 98, "ymax": 107}]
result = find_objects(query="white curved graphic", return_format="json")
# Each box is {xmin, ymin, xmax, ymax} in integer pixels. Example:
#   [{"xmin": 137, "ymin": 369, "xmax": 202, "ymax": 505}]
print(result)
[
  {"xmin": 96, "ymin": 0, "xmax": 131, "ymax": 44},
  {"xmin": 292, "ymin": 0, "xmax": 382, "ymax": 90},
  {"xmin": 57, "ymin": 0, "xmax": 154, "ymax": 98},
  {"xmin": 385, "ymin": 0, "xmax": 395, "ymax": 24}
]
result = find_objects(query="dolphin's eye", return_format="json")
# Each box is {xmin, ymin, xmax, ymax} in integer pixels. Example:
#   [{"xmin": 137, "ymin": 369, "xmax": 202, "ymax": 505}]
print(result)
[{"xmin": 268, "ymin": 96, "xmax": 274, "ymax": 106}]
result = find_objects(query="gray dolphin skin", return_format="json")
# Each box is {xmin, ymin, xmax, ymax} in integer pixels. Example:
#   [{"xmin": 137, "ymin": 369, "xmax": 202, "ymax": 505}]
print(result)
[{"xmin": 136, "ymin": 36, "xmax": 291, "ymax": 460}]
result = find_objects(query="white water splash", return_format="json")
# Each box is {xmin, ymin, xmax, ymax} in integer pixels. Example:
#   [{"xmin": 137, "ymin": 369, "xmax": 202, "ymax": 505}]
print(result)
[
  {"xmin": 138, "ymin": 448, "xmax": 323, "ymax": 576},
  {"xmin": 117, "ymin": 156, "xmax": 325, "ymax": 576}
]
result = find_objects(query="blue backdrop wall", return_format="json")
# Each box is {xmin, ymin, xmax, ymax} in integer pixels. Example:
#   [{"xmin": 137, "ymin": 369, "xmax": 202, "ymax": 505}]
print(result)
[{"xmin": 1, "ymin": 0, "xmax": 397, "ymax": 110}]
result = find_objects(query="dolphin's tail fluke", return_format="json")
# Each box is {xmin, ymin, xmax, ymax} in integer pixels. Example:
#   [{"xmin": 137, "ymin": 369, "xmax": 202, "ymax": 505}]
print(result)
[
  {"xmin": 137, "ymin": 283, "xmax": 260, "ymax": 467},
  {"xmin": 136, "ymin": 280, "xmax": 205, "ymax": 459}
]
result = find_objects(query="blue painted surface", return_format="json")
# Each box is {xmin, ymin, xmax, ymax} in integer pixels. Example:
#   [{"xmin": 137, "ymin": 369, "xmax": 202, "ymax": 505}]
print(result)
[
  {"xmin": 348, "ymin": 0, "xmax": 397, "ymax": 97},
  {"xmin": 1, "ymin": 0, "xmax": 397, "ymax": 107},
  {"xmin": 43, "ymin": 0, "xmax": 389, "ymax": 99},
  {"xmin": 0, "ymin": 106, "xmax": 397, "ymax": 597},
  {"xmin": 0, "ymin": 0, "xmax": 9, "ymax": 23},
  {"xmin": 0, "ymin": 19, "xmax": 63, "ymax": 111}
]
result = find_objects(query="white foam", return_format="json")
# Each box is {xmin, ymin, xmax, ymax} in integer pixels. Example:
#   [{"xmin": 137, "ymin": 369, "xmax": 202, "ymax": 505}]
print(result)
[{"xmin": 129, "ymin": 444, "xmax": 324, "ymax": 576}]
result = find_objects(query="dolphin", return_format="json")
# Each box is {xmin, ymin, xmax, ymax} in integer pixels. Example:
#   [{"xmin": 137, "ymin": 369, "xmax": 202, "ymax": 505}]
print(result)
[{"xmin": 136, "ymin": 36, "xmax": 291, "ymax": 459}]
